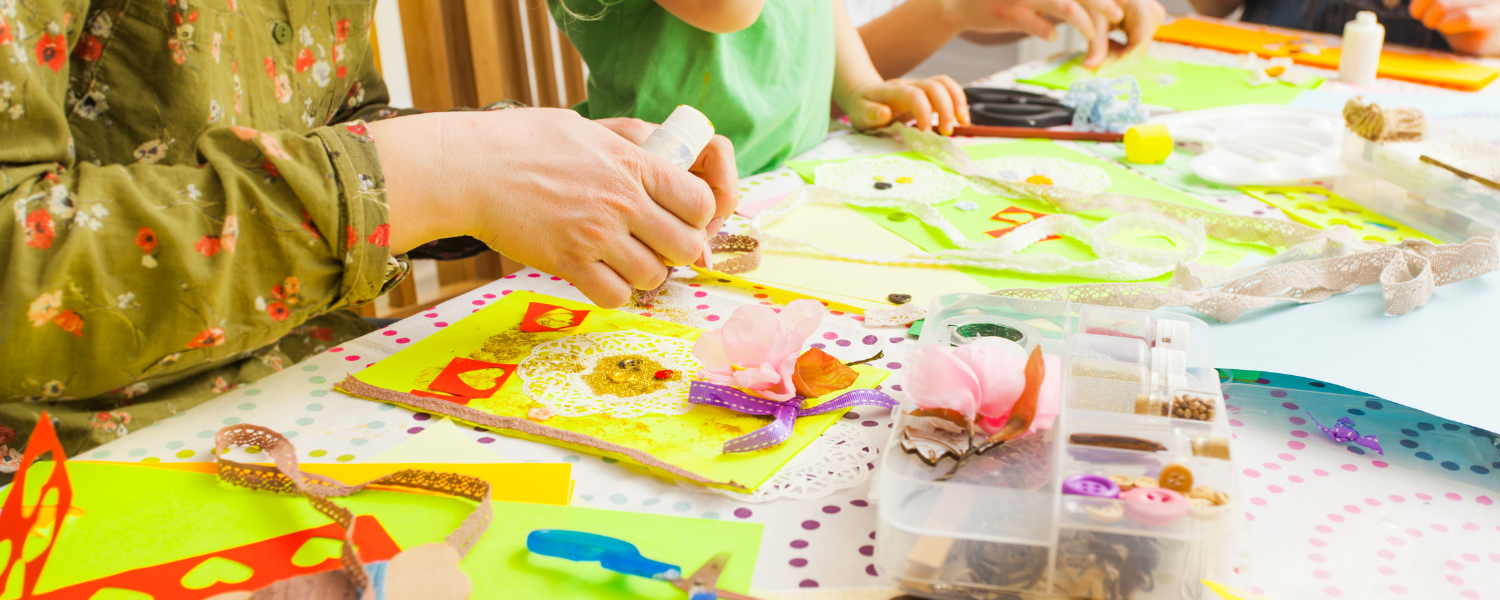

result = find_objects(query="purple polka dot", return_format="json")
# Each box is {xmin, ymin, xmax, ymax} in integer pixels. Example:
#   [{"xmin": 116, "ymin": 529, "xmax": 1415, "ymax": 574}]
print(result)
[
  {"xmin": 789, "ymin": 558, "xmax": 808, "ymax": 567},
  {"xmin": 798, "ymin": 580, "xmax": 819, "ymax": 588},
  {"xmin": 865, "ymin": 564, "xmax": 878, "ymax": 576},
  {"xmin": 801, "ymin": 520, "xmax": 821, "ymax": 530},
  {"xmin": 1292, "ymin": 430, "xmax": 1309, "ymax": 438},
  {"xmin": 1282, "ymin": 402, "xmax": 1299, "ymax": 410},
  {"xmin": 1271, "ymin": 390, "xmax": 1288, "ymax": 398},
  {"xmin": 1290, "ymin": 417, "xmax": 1307, "ymax": 425},
  {"xmin": 862, "ymin": 421, "xmax": 878, "ymax": 427},
  {"xmin": 851, "ymin": 499, "xmax": 869, "ymax": 507},
  {"xmin": 407, "ymin": 427, "xmax": 424, "ymax": 434},
  {"xmin": 843, "ymin": 412, "xmax": 860, "ymax": 420},
  {"xmin": 414, "ymin": 413, "xmax": 432, "ymax": 421},
  {"xmin": 477, "ymin": 437, "xmax": 495, "ymax": 443},
  {"xmin": 891, "ymin": 384, "xmax": 903, "ymax": 391},
  {"xmin": 790, "ymin": 540, "xmax": 809, "ymax": 549},
  {"xmin": 862, "ymin": 335, "xmax": 878, "ymax": 345},
  {"xmin": 382, "ymin": 330, "xmax": 396, "ymax": 336},
  {"xmin": 836, "ymin": 339, "xmax": 852, "ymax": 347},
  {"xmin": 885, "ymin": 362, "xmax": 902, "ymax": 369},
  {"xmin": 822, "ymin": 505, "xmax": 841, "ymax": 514},
  {"xmin": 434, "ymin": 322, "xmax": 448, "ymax": 328},
  {"xmin": 889, "ymin": 337, "xmax": 905, "ymax": 343},
  {"xmin": 869, "ymin": 531, "xmax": 876, "ymax": 539},
  {"xmin": 811, "ymin": 342, "xmax": 826, "ymax": 349},
  {"xmin": 734, "ymin": 508, "xmax": 753, "ymax": 519},
  {"xmin": 859, "ymin": 545, "xmax": 874, "ymax": 556}
]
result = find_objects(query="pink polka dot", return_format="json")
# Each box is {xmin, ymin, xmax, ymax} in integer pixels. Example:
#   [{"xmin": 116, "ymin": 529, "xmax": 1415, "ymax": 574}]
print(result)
[
  {"xmin": 424, "ymin": 313, "xmax": 438, "ymax": 318},
  {"xmin": 1371, "ymin": 460, "xmax": 1388, "ymax": 468},
  {"xmin": 1289, "ymin": 475, "xmax": 1305, "ymax": 483},
  {"xmin": 1324, "ymin": 587, "xmax": 1342, "ymax": 597},
  {"xmin": 1251, "ymin": 497, "xmax": 1267, "ymax": 506},
  {"xmin": 1344, "ymin": 505, "xmax": 1361, "ymax": 513},
  {"xmin": 1310, "ymin": 553, "xmax": 1326, "ymax": 563},
  {"xmin": 382, "ymin": 330, "xmax": 396, "ymax": 336},
  {"xmin": 1462, "ymin": 553, "xmax": 1479, "ymax": 562},
  {"xmin": 550, "ymin": 276, "xmax": 561, "ymax": 280},
  {"xmin": 1489, "ymin": 553, "xmax": 1500, "ymax": 562},
  {"xmin": 1341, "ymin": 464, "xmax": 1357, "ymax": 472},
  {"xmin": 1479, "ymin": 496, "xmax": 1493, "ymax": 506},
  {"xmin": 705, "ymin": 315, "xmax": 720, "ymax": 321},
  {"xmin": 434, "ymin": 322, "xmax": 448, "ymax": 327},
  {"xmin": 1313, "ymin": 570, "xmax": 1331, "ymax": 579},
  {"xmin": 471, "ymin": 309, "xmax": 479, "ymax": 313},
  {"xmin": 501, "ymin": 290, "xmax": 512, "ymax": 295},
  {"xmin": 1405, "ymin": 528, "xmax": 1422, "ymax": 537},
  {"xmin": 696, "ymin": 304, "xmax": 709, "ymax": 309},
  {"xmin": 472, "ymin": 300, "xmax": 485, "ymax": 305},
  {"xmin": 1446, "ymin": 560, "xmax": 1463, "ymax": 570},
  {"xmin": 1290, "ymin": 416, "xmax": 1307, "ymax": 425},
  {"xmin": 1446, "ymin": 493, "xmax": 1463, "ymax": 501},
  {"xmin": 330, "ymin": 347, "xmax": 345, "ymax": 353},
  {"xmin": 395, "ymin": 338, "xmax": 410, "ymax": 344},
  {"xmin": 1230, "ymin": 419, "xmax": 1244, "ymax": 427},
  {"xmin": 1461, "ymin": 591, "xmax": 1479, "ymax": 600},
  {"xmin": 1289, "ymin": 441, "xmax": 1307, "ymax": 450},
  {"xmin": 822, "ymin": 332, "xmax": 838, "ymax": 340},
  {"xmin": 1462, "ymin": 523, "xmax": 1479, "ymax": 531},
  {"xmin": 344, "ymin": 355, "xmax": 361, "ymax": 361},
  {"xmin": 1263, "ymin": 462, "xmax": 1282, "ymax": 471},
  {"xmin": 1267, "ymin": 485, "xmax": 1284, "ymax": 493},
  {"xmin": 1433, "ymin": 523, "xmax": 1449, "ymax": 532},
  {"xmin": 1377, "ymin": 550, "xmax": 1395, "ymax": 559},
  {"xmin": 694, "ymin": 291, "xmax": 707, "ymax": 298},
  {"xmin": 1310, "ymin": 538, "xmax": 1326, "ymax": 547},
  {"xmin": 1378, "ymin": 566, "xmax": 1395, "ymax": 576},
  {"xmin": 1316, "ymin": 525, "xmax": 1333, "ymax": 533},
  {"xmin": 1291, "ymin": 430, "xmax": 1310, "ymax": 438},
  {"xmin": 1278, "ymin": 453, "xmax": 1297, "ymax": 461},
  {"xmin": 1244, "ymin": 468, "xmax": 1261, "ymax": 478},
  {"xmin": 1416, "ymin": 493, "xmax": 1432, "ymax": 501},
  {"xmin": 1387, "ymin": 536, "xmax": 1405, "ymax": 546},
  {"xmin": 1327, "ymin": 514, "xmax": 1344, "ymax": 522},
  {"xmin": 483, "ymin": 293, "xmax": 496, "ymax": 298},
  {"xmin": 1389, "ymin": 495, "xmax": 1406, "ymax": 502},
  {"xmin": 1365, "ymin": 498, "xmax": 1381, "ymax": 506},
  {"xmin": 1246, "ymin": 512, "xmax": 1256, "ymax": 521},
  {"xmin": 1390, "ymin": 585, "xmax": 1407, "ymax": 594},
  {"xmin": 1446, "ymin": 575, "xmax": 1464, "ymax": 586},
  {"xmin": 527, "ymin": 273, "xmax": 540, "ymax": 277}
]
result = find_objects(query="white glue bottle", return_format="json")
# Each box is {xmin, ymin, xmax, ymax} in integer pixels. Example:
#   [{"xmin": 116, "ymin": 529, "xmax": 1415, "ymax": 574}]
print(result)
[
  {"xmin": 641, "ymin": 105, "xmax": 718, "ymax": 270},
  {"xmin": 1338, "ymin": 11, "xmax": 1384, "ymax": 85}
]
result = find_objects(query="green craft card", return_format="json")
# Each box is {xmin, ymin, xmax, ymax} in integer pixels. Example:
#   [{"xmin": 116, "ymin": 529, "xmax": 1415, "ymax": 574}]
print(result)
[{"xmin": 1018, "ymin": 56, "xmax": 1322, "ymax": 111}]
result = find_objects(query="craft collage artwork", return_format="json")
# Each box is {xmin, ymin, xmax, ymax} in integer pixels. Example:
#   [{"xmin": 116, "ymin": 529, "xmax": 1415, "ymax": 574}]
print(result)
[{"xmin": 6, "ymin": 12, "xmax": 1500, "ymax": 600}]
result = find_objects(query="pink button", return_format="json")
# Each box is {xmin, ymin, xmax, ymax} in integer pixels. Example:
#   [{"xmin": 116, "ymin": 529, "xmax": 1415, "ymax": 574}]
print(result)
[{"xmin": 1122, "ymin": 487, "xmax": 1189, "ymax": 527}]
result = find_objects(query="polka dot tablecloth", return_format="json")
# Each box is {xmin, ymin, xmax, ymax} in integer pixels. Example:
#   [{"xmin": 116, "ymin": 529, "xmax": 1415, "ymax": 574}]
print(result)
[{"xmin": 90, "ymin": 270, "xmax": 1498, "ymax": 596}]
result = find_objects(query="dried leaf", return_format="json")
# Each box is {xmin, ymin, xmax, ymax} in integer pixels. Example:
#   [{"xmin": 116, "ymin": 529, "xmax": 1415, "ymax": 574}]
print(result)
[
  {"xmin": 792, "ymin": 347, "xmax": 860, "ymax": 397},
  {"xmin": 909, "ymin": 407, "xmax": 972, "ymax": 430},
  {"xmin": 985, "ymin": 346, "xmax": 1044, "ymax": 444},
  {"xmin": 900, "ymin": 424, "xmax": 971, "ymax": 466}
]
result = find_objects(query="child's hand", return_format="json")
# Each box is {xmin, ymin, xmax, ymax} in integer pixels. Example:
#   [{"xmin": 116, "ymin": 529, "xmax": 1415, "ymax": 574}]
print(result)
[
  {"xmin": 845, "ymin": 75, "xmax": 971, "ymax": 135},
  {"xmin": 943, "ymin": 0, "xmax": 1164, "ymax": 69},
  {"xmin": 1410, "ymin": 0, "xmax": 1500, "ymax": 57}
]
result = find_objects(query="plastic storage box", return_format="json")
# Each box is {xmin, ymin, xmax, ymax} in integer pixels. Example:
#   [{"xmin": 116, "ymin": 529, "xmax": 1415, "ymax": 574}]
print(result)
[
  {"xmin": 1334, "ymin": 130, "xmax": 1500, "ymax": 243},
  {"xmin": 875, "ymin": 294, "xmax": 1239, "ymax": 599}
]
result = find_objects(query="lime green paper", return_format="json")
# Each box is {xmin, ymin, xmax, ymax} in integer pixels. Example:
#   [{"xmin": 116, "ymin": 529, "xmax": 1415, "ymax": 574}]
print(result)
[
  {"xmin": 788, "ymin": 141, "xmax": 1272, "ymax": 292},
  {"xmin": 1, "ymin": 461, "xmax": 761, "ymax": 599},
  {"xmin": 1018, "ymin": 56, "xmax": 1321, "ymax": 111},
  {"xmin": 1072, "ymin": 140, "xmax": 1241, "ymax": 196},
  {"xmin": 340, "ymin": 291, "xmax": 888, "ymax": 491}
]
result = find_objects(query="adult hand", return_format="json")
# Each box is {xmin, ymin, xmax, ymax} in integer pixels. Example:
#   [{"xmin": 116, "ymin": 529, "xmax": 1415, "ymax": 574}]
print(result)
[
  {"xmin": 1410, "ymin": 0, "xmax": 1500, "ymax": 57},
  {"xmin": 593, "ymin": 117, "xmax": 739, "ymax": 237},
  {"xmin": 370, "ymin": 108, "xmax": 716, "ymax": 308},
  {"xmin": 943, "ymin": 0, "xmax": 1164, "ymax": 68},
  {"xmin": 844, "ymin": 75, "xmax": 971, "ymax": 134}
]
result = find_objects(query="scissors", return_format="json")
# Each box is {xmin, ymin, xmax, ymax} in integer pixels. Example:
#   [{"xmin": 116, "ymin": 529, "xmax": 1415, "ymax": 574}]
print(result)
[
  {"xmin": 964, "ymin": 87, "xmax": 1074, "ymax": 128},
  {"xmin": 526, "ymin": 529, "xmax": 765, "ymax": 600}
]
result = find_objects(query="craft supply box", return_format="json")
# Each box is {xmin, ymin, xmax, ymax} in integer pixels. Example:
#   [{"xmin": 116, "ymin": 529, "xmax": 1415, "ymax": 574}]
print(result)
[
  {"xmin": 1335, "ymin": 130, "xmax": 1500, "ymax": 243},
  {"xmin": 875, "ymin": 294, "xmax": 1241, "ymax": 599}
]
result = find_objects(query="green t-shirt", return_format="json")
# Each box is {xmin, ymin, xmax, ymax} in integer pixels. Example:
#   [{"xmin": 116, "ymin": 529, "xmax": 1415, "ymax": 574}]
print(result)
[{"xmin": 550, "ymin": 0, "xmax": 835, "ymax": 175}]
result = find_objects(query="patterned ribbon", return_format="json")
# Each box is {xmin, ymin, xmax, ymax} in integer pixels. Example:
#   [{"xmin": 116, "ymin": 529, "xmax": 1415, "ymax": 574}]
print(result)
[{"xmin": 688, "ymin": 381, "xmax": 897, "ymax": 453}]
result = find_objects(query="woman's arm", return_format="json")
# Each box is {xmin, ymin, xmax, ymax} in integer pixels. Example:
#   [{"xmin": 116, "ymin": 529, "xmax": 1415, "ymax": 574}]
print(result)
[{"xmin": 655, "ymin": 0, "xmax": 767, "ymax": 33}]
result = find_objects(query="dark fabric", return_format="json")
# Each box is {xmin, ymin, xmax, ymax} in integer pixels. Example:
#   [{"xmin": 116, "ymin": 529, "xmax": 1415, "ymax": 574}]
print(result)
[
  {"xmin": 1241, "ymin": 0, "xmax": 1454, "ymax": 51},
  {"xmin": 407, "ymin": 236, "xmax": 493, "ymax": 261}
]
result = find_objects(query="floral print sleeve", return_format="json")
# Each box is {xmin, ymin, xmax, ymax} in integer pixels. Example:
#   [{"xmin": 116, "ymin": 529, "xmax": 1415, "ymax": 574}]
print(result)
[{"xmin": 0, "ymin": 0, "xmax": 408, "ymax": 402}]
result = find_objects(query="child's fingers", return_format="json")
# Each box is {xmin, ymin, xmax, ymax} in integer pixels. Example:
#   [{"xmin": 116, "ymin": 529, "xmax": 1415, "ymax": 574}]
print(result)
[
  {"xmin": 1077, "ymin": 0, "xmax": 1124, "ymax": 25},
  {"xmin": 913, "ymin": 79, "xmax": 958, "ymax": 135},
  {"xmin": 1011, "ymin": 9, "xmax": 1061, "ymax": 42},
  {"xmin": 1080, "ymin": 10, "xmax": 1113, "ymax": 69},
  {"xmin": 1120, "ymin": 0, "xmax": 1163, "ymax": 55},
  {"xmin": 851, "ymin": 97, "xmax": 895, "ymax": 130},
  {"xmin": 931, "ymin": 75, "xmax": 971, "ymax": 126},
  {"xmin": 1036, "ymin": 0, "xmax": 1097, "ymax": 43},
  {"xmin": 886, "ymin": 83, "xmax": 936, "ymax": 132}
]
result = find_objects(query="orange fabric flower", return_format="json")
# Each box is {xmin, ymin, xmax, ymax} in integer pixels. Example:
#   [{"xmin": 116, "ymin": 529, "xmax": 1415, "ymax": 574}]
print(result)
[
  {"xmin": 187, "ymin": 327, "xmax": 226, "ymax": 348},
  {"xmin": 266, "ymin": 301, "xmax": 289, "ymax": 321},
  {"xmin": 194, "ymin": 235, "xmax": 221, "ymax": 257},
  {"xmin": 25, "ymin": 210, "xmax": 55, "ymax": 249},
  {"xmin": 52, "ymin": 310, "xmax": 84, "ymax": 337},
  {"xmin": 135, "ymin": 227, "xmax": 158, "ymax": 253},
  {"xmin": 365, "ymin": 223, "xmax": 390, "ymax": 247},
  {"xmin": 36, "ymin": 33, "xmax": 67, "ymax": 71},
  {"xmin": 74, "ymin": 34, "xmax": 103, "ymax": 61},
  {"xmin": 791, "ymin": 347, "xmax": 859, "ymax": 398}
]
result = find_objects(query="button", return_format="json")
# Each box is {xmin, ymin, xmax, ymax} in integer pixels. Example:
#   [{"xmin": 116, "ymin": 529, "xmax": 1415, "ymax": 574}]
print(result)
[
  {"xmin": 1157, "ymin": 463, "xmax": 1194, "ymax": 493},
  {"xmin": 1121, "ymin": 487, "xmax": 1189, "ymax": 527},
  {"xmin": 272, "ymin": 22, "xmax": 292, "ymax": 44},
  {"xmin": 1084, "ymin": 503, "xmax": 1124, "ymax": 523},
  {"xmin": 1062, "ymin": 474, "xmax": 1120, "ymax": 498},
  {"xmin": 887, "ymin": 294, "xmax": 911, "ymax": 305}
]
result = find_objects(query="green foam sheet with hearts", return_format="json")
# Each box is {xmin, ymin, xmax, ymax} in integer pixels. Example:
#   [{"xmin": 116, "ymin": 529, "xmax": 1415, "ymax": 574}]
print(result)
[{"xmin": 1018, "ymin": 56, "xmax": 1322, "ymax": 112}]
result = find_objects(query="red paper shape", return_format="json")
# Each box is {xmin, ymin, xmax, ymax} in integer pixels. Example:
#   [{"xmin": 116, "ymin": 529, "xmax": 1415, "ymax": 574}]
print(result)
[
  {"xmin": 986, "ymin": 206, "xmax": 1060, "ymax": 241},
  {"xmin": 428, "ymin": 357, "xmax": 517, "ymax": 399},
  {"xmin": 33, "ymin": 515, "xmax": 401, "ymax": 600},
  {"xmin": 519, "ymin": 302, "xmax": 589, "ymax": 332},
  {"xmin": 0, "ymin": 413, "xmax": 71, "ymax": 599},
  {"xmin": 409, "ymin": 389, "xmax": 472, "ymax": 405}
]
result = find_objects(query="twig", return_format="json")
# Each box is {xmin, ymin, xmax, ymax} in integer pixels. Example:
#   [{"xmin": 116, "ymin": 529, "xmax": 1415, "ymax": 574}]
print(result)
[
  {"xmin": 844, "ymin": 350, "xmax": 884, "ymax": 367},
  {"xmin": 1421, "ymin": 155, "xmax": 1500, "ymax": 192}
]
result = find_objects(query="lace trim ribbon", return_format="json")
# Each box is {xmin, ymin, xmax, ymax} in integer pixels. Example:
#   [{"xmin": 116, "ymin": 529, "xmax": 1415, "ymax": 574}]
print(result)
[
  {"xmin": 213, "ymin": 424, "xmax": 493, "ymax": 592},
  {"xmin": 687, "ymin": 381, "xmax": 897, "ymax": 453}
]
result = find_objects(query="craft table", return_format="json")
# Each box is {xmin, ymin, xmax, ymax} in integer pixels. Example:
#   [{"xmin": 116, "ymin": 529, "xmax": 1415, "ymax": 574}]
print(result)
[{"xmin": 90, "ymin": 37, "xmax": 1500, "ymax": 600}]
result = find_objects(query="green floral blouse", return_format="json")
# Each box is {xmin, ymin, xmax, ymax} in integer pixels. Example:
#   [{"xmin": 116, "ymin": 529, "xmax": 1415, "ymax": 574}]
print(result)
[{"xmin": 0, "ymin": 0, "xmax": 427, "ymax": 459}]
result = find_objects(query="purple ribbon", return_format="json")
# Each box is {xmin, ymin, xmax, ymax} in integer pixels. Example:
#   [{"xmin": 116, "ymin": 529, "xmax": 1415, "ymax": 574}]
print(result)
[{"xmin": 688, "ymin": 381, "xmax": 898, "ymax": 453}]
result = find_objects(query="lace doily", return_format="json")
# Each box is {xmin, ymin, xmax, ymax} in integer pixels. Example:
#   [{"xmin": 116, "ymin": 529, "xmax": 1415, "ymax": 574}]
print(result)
[
  {"xmin": 969, "ymin": 156, "xmax": 1112, "ymax": 196},
  {"xmin": 686, "ymin": 421, "xmax": 878, "ymax": 502},
  {"xmin": 813, "ymin": 155, "xmax": 969, "ymax": 204},
  {"xmin": 518, "ymin": 330, "xmax": 703, "ymax": 418}
]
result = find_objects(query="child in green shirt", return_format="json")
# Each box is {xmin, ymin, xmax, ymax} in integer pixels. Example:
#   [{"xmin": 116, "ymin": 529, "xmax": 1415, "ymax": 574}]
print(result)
[{"xmin": 551, "ymin": 0, "xmax": 974, "ymax": 176}]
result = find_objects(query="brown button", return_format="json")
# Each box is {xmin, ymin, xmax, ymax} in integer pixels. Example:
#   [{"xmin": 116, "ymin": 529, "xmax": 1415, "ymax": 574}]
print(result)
[
  {"xmin": 1158, "ymin": 463, "xmax": 1194, "ymax": 493},
  {"xmin": 888, "ymin": 294, "xmax": 911, "ymax": 305}
]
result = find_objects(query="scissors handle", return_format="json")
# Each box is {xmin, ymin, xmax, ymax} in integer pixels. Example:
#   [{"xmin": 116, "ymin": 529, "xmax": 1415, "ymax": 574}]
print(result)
[{"xmin": 527, "ymin": 530, "xmax": 682, "ymax": 581}]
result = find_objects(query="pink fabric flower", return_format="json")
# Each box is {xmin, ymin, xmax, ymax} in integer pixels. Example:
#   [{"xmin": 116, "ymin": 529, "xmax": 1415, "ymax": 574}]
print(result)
[
  {"xmin": 693, "ymin": 299, "xmax": 826, "ymax": 402},
  {"xmin": 900, "ymin": 345, "xmax": 1062, "ymax": 436}
]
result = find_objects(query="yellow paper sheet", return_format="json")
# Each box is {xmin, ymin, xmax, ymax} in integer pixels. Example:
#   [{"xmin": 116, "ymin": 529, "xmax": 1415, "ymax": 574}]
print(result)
[
  {"xmin": 368, "ymin": 416, "xmax": 504, "ymax": 463},
  {"xmin": 338, "ymin": 291, "xmax": 889, "ymax": 491},
  {"xmin": 109, "ymin": 460, "xmax": 575, "ymax": 506}
]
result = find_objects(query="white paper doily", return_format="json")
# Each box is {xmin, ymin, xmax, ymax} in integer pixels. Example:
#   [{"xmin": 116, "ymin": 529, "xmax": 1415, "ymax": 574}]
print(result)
[
  {"xmin": 685, "ymin": 421, "xmax": 879, "ymax": 503},
  {"xmin": 518, "ymin": 330, "xmax": 702, "ymax": 418},
  {"xmin": 969, "ymin": 156, "xmax": 1112, "ymax": 196},
  {"xmin": 813, "ymin": 156, "xmax": 968, "ymax": 204}
]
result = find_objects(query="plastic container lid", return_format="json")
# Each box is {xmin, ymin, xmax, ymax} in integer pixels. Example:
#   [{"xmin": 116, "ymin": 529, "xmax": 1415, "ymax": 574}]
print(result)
[{"xmin": 1154, "ymin": 319, "xmax": 1189, "ymax": 352}]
